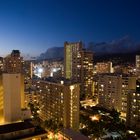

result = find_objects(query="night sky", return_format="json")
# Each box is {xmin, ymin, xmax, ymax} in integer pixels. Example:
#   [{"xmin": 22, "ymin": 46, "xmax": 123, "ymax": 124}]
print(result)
[{"xmin": 0, "ymin": 0, "xmax": 140, "ymax": 57}]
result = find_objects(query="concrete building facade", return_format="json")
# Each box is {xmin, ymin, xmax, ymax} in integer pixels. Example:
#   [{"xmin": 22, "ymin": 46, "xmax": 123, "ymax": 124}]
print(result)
[
  {"xmin": 29, "ymin": 78, "xmax": 80, "ymax": 131},
  {"xmin": 98, "ymin": 74, "xmax": 136, "ymax": 119},
  {"xmin": 2, "ymin": 73, "xmax": 24, "ymax": 122},
  {"xmin": 136, "ymin": 55, "xmax": 140, "ymax": 77},
  {"xmin": 126, "ymin": 81, "xmax": 140, "ymax": 128},
  {"xmin": 64, "ymin": 42, "xmax": 94, "ymax": 99},
  {"xmin": 64, "ymin": 41, "xmax": 82, "ymax": 81},
  {"xmin": 80, "ymin": 50, "xmax": 94, "ymax": 99},
  {"xmin": 4, "ymin": 50, "xmax": 23, "ymax": 73},
  {"xmin": 1, "ymin": 50, "xmax": 25, "ymax": 123}
]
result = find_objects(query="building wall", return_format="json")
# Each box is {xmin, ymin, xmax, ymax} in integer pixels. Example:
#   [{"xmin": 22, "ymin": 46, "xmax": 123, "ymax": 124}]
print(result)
[
  {"xmin": 98, "ymin": 74, "xmax": 122, "ymax": 111},
  {"xmin": 64, "ymin": 85, "xmax": 79, "ymax": 130},
  {"xmin": 4, "ymin": 50, "xmax": 23, "ymax": 73},
  {"xmin": 21, "ymin": 74, "xmax": 25, "ymax": 109},
  {"xmin": 64, "ymin": 41, "xmax": 82, "ymax": 80},
  {"xmin": 23, "ymin": 60, "xmax": 33, "ymax": 79},
  {"xmin": 136, "ymin": 55, "xmax": 140, "ymax": 77},
  {"xmin": 121, "ymin": 76, "xmax": 136, "ymax": 119},
  {"xmin": 126, "ymin": 90, "xmax": 140, "ymax": 127},
  {"xmin": 2, "ymin": 73, "xmax": 24, "ymax": 122},
  {"xmin": 64, "ymin": 42, "xmax": 94, "ymax": 99},
  {"xmin": 29, "ymin": 79, "xmax": 80, "ymax": 131},
  {"xmin": 80, "ymin": 51, "xmax": 94, "ymax": 99},
  {"xmin": 25, "ymin": 91, "xmax": 39, "ymax": 107},
  {"xmin": 98, "ymin": 74, "xmax": 136, "ymax": 118},
  {"xmin": 0, "ymin": 75, "xmax": 4, "ymax": 123},
  {"xmin": 64, "ymin": 44, "xmax": 72, "ymax": 79}
]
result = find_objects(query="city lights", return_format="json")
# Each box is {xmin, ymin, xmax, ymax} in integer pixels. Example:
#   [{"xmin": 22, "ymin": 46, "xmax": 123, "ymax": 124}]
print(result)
[
  {"xmin": 38, "ymin": 68, "xmax": 43, "ymax": 73},
  {"xmin": 0, "ymin": 0, "xmax": 140, "ymax": 139},
  {"xmin": 90, "ymin": 115, "xmax": 100, "ymax": 121}
]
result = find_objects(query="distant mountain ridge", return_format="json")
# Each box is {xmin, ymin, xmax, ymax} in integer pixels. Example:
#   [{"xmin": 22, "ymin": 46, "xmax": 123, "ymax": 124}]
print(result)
[
  {"xmin": 87, "ymin": 36, "xmax": 139, "ymax": 54},
  {"xmin": 38, "ymin": 47, "xmax": 64, "ymax": 60},
  {"xmin": 38, "ymin": 36, "xmax": 140, "ymax": 60}
]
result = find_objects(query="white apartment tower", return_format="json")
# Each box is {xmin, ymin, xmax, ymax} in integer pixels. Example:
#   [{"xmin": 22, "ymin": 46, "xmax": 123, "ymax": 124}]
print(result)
[
  {"xmin": 3, "ymin": 74, "xmax": 24, "ymax": 122},
  {"xmin": 2, "ymin": 50, "xmax": 24, "ymax": 123}
]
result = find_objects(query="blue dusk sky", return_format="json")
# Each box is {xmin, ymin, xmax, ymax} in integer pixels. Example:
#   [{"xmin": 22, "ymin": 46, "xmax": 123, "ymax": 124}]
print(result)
[{"xmin": 0, "ymin": 0, "xmax": 140, "ymax": 57}]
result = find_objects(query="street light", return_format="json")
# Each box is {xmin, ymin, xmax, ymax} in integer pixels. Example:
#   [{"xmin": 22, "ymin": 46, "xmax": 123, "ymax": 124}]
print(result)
[{"xmin": 38, "ymin": 68, "xmax": 43, "ymax": 78}]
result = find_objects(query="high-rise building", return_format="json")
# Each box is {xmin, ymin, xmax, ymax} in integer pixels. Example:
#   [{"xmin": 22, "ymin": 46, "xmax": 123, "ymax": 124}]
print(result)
[
  {"xmin": 92, "ymin": 75, "xmax": 99, "ymax": 101},
  {"xmin": 126, "ymin": 88, "xmax": 140, "ymax": 128},
  {"xmin": 136, "ymin": 55, "xmax": 140, "ymax": 77},
  {"xmin": 80, "ymin": 50, "xmax": 94, "ymax": 99},
  {"xmin": 64, "ymin": 41, "xmax": 82, "ymax": 81},
  {"xmin": 23, "ymin": 60, "xmax": 33, "ymax": 79},
  {"xmin": 2, "ymin": 73, "xmax": 24, "ymax": 122},
  {"xmin": 0, "ymin": 75, "xmax": 3, "ymax": 123},
  {"xmin": 64, "ymin": 42, "xmax": 94, "ymax": 99},
  {"xmin": 98, "ymin": 74, "xmax": 136, "ymax": 117},
  {"xmin": 121, "ymin": 75, "xmax": 136, "ymax": 119},
  {"xmin": 98, "ymin": 74, "xmax": 122, "ymax": 111},
  {"xmin": 4, "ymin": 50, "xmax": 23, "ymax": 73},
  {"xmin": 2, "ymin": 50, "xmax": 25, "ymax": 123},
  {"xmin": 29, "ymin": 77, "xmax": 80, "ymax": 131}
]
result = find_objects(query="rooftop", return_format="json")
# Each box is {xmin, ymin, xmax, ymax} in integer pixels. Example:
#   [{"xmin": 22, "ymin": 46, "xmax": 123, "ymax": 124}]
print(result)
[
  {"xmin": 0, "ymin": 121, "xmax": 34, "ymax": 134},
  {"xmin": 60, "ymin": 128, "xmax": 89, "ymax": 140},
  {"xmin": 39, "ymin": 77, "xmax": 80, "ymax": 85},
  {"xmin": 11, "ymin": 50, "xmax": 20, "ymax": 54},
  {"xmin": 98, "ymin": 73, "xmax": 136, "ymax": 77},
  {"xmin": 0, "ymin": 121, "xmax": 47, "ymax": 139}
]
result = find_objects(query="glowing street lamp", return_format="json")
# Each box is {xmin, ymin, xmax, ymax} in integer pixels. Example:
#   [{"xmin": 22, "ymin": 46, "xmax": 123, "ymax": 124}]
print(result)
[
  {"xmin": 38, "ymin": 68, "xmax": 43, "ymax": 78},
  {"xmin": 38, "ymin": 68, "xmax": 43, "ymax": 73}
]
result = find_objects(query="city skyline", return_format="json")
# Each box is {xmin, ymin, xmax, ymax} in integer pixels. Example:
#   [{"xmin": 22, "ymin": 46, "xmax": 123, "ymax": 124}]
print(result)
[
  {"xmin": 0, "ymin": 35, "xmax": 140, "ymax": 139},
  {"xmin": 0, "ymin": 0, "xmax": 140, "ymax": 57}
]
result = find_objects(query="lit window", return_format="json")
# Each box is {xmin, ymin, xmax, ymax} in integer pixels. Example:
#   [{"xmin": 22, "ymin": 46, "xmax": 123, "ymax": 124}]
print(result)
[{"xmin": 134, "ymin": 99, "xmax": 136, "ymax": 102}]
